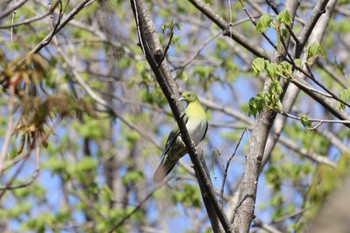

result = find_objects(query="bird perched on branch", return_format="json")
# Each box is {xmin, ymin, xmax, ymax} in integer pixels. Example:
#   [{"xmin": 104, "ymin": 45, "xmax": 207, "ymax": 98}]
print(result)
[{"xmin": 153, "ymin": 91, "xmax": 208, "ymax": 182}]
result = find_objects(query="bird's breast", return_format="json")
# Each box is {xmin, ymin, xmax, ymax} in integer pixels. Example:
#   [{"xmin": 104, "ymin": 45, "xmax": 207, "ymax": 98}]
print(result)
[{"xmin": 186, "ymin": 118, "xmax": 207, "ymax": 145}]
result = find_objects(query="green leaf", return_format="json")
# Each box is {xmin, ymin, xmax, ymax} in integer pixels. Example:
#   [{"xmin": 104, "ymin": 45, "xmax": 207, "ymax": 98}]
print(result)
[
  {"xmin": 256, "ymin": 14, "xmax": 273, "ymax": 33},
  {"xmin": 161, "ymin": 21, "xmax": 181, "ymax": 34},
  {"xmin": 171, "ymin": 184, "xmax": 202, "ymax": 208},
  {"xmin": 248, "ymin": 92, "xmax": 265, "ymax": 117},
  {"xmin": 280, "ymin": 28, "xmax": 289, "ymax": 38},
  {"xmin": 307, "ymin": 42, "xmax": 325, "ymax": 60},
  {"xmin": 162, "ymin": 22, "xmax": 172, "ymax": 34},
  {"xmin": 252, "ymin": 58, "xmax": 268, "ymax": 75},
  {"xmin": 339, "ymin": 89, "xmax": 350, "ymax": 110},
  {"xmin": 266, "ymin": 62, "xmax": 279, "ymax": 79},
  {"xmin": 294, "ymin": 58, "xmax": 304, "ymax": 68},
  {"xmin": 277, "ymin": 9, "xmax": 292, "ymax": 25},
  {"xmin": 269, "ymin": 79, "xmax": 283, "ymax": 95},
  {"xmin": 300, "ymin": 115, "xmax": 312, "ymax": 128},
  {"xmin": 279, "ymin": 61, "xmax": 293, "ymax": 76},
  {"xmin": 42, "ymin": 157, "xmax": 66, "ymax": 175}
]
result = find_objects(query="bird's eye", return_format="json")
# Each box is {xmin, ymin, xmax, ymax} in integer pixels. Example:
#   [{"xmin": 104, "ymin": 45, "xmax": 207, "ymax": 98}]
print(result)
[{"xmin": 187, "ymin": 94, "xmax": 191, "ymax": 97}]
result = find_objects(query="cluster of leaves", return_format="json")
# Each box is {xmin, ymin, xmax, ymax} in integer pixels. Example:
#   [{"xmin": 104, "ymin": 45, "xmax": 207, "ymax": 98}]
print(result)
[
  {"xmin": 248, "ymin": 58, "xmax": 286, "ymax": 117},
  {"xmin": 256, "ymin": 10, "xmax": 292, "ymax": 33},
  {"xmin": 249, "ymin": 7, "xmax": 327, "ymax": 120},
  {"xmin": 255, "ymin": 9, "xmax": 292, "ymax": 49},
  {"xmin": 1, "ymin": 54, "xmax": 98, "ymax": 155},
  {"xmin": 248, "ymin": 40, "xmax": 325, "ymax": 120}
]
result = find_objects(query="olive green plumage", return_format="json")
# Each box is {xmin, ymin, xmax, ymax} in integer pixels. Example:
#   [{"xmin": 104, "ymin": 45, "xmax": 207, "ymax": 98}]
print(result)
[{"xmin": 153, "ymin": 91, "xmax": 208, "ymax": 182}]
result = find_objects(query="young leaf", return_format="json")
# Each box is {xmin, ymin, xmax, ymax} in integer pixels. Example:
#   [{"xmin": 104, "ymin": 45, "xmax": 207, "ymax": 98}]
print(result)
[
  {"xmin": 339, "ymin": 89, "xmax": 350, "ymax": 110},
  {"xmin": 252, "ymin": 58, "xmax": 268, "ymax": 75},
  {"xmin": 277, "ymin": 9, "xmax": 292, "ymax": 25},
  {"xmin": 294, "ymin": 58, "xmax": 304, "ymax": 68},
  {"xmin": 248, "ymin": 92, "xmax": 265, "ymax": 117},
  {"xmin": 269, "ymin": 79, "xmax": 283, "ymax": 95},
  {"xmin": 162, "ymin": 22, "xmax": 172, "ymax": 34},
  {"xmin": 307, "ymin": 42, "xmax": 325, "ymax": 60},
  {"xmin": 279, "ymin": 61, "xmax": 292, "ymax": 76},
  {"xmin": 300, "ymin": 115, "xmax": 312, "ymax": 128},
  {"xmin": 266, "ymin": 62, "xmax": 279, "ymax": 79},
  {"xmin": 256, "ymin": 14, "xmax": 273, "ymax": 33}
]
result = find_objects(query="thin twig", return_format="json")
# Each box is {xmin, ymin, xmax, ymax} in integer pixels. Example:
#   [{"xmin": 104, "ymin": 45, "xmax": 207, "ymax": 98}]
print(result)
[
  {"xmin": 176, "ymin": 31, "xmax": 222, "ymax": 70},
  {"xmin": 305, "ymin": 63, "xmax": 350, "ymax": 109},
  {"xmin": 286, "ymin": 74, "xmax": 332, "ymax": 98},
  {"xmin": 0, "ymin": 1, "xmax": 60, "ymax": 29},
  {"xmin": 265, "ymin": 0, "xmax": 300, "ymax": 45},
  {"xmin": 0, "ymin": 0, "xmax": 28, "ymax": 20},
  {"xmin": 295, "ymin": 0, "xmax": 329, "ymax": 57},
  {"xmin": 17, "ymin": 0, "xmax": 95, "ymax": 65},
  {"xmin": 0, "ymin": 133, "xmax": 41, "ymax": 191},
  {"xmin": 252, "ymin": 218, "xmax": 283, "ymax": 233},
  {"xmin": 219, "ymin": 128, "xmax": 246, "ymax": 205},
  {"xmin": 108, "ymin": 179, "xmax": 169, "ymax": 233},
  {"xmin": 157, "ymin": 23, "xmax": 176, "ymax": 68},
  {"xmin": 278, "ymin": 135, "xmax": 336, "ymax": 168},
  {"xmin": 0, "ymin": 118, "xmax": 61, "ymax": 194},
  {"xmin": 238, "ymin": 0, "xmax": 278, "ymax": 51},
  {"xmin": 277, "ymin": 109, "xmax": 350, "ymax": 125},
  {"xmin": 188, "ymin": 0, "xmax": 270, "ymax": 59},
  {"xmin": 0, "ymin": 80, "xmax": 16, "ymax": 175}
]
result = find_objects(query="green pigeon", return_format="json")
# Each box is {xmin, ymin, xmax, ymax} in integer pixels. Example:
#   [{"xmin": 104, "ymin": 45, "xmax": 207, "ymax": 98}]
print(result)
[{"xmin": 153, "ymin": 91, "xmax": 208, "ymax": 182}]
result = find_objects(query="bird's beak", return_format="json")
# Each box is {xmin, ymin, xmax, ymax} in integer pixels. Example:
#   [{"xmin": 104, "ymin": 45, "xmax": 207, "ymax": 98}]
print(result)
[{"xmin": 179, "ymin": 96, "xmax": 185, "ymax": 102}]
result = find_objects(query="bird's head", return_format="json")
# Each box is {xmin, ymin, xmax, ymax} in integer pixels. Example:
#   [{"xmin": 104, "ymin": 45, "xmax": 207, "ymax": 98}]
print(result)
[{"xmin": 179, "ymin": 91, "xmax": 199, "ymax": 103}]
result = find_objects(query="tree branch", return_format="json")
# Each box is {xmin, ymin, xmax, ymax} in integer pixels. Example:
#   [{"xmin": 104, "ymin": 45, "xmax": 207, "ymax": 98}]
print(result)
[
  {"xmin": 295, "ymin": 0, "xmax": 330, "ymax": 57},
  {"xmin": 0, "ymin": 1, "xmax": 60, "ymax": 29},
  {"xmin": 18, "ymin": 0, "xmax": 95, "ymax": 65},
  {"xmin": 187, "ymin": 0, "xmax": 270, "ymax": 60},
  {"xmin": 0, "ymin": 0, "xmax": 28, "ymax": 20},
  {"xmin": 130, "ymin": 0, "xmax": 232, "ymax": 231}
]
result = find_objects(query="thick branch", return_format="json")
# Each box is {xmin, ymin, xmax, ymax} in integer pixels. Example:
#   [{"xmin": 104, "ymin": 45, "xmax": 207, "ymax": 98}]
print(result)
[{"xmin": 232, "ymin": 91, "xmax": 277, "ymax": 232}]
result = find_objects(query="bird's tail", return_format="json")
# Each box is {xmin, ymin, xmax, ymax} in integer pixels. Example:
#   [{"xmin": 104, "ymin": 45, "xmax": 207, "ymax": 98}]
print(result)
[{"xmin": 153, "ymin": 155, "xmax": 178, "ymax": 183}]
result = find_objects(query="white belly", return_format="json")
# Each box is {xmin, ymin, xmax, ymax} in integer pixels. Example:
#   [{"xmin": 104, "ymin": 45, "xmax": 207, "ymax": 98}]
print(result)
[{"xmin": 186, "ymin": 118, "xmax": 207, "ymax": 145}]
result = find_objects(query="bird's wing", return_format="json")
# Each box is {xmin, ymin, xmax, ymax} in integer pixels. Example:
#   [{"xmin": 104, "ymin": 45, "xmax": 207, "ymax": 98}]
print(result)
[
  {"xmin": 200, "ymin": 120, "xmax": 209, "ymax": 141},
  {"xmin": 162, "ymin": 112, "xmax": 189, "ymax": 155}
]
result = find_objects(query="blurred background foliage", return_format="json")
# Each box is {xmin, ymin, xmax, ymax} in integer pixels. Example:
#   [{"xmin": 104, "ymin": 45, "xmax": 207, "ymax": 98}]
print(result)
[{"xmin": 0, "ymin": 0, "xmax": 350, "ymax": 232}]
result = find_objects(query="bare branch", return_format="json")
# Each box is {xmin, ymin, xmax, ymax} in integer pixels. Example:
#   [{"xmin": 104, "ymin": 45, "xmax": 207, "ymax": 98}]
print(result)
[
  {"xmin": 295, "ymin": 0, "xmax": 330, "ymax": 57},
  {"xmin": 0, "ymin": 1, "xmax": 60, "ymax": 29},
  {"xmin": 0, "ymin": 117, "xmax": 61, "ymax": 200},
  {"xmin": 108, "ymin": 179, "xmax": 169, "ymax": 233},
  {"xmin": 0, "ymin": 81, "xmax": 16, "ymax": 175},
  {"xmin": 278, "ymin": 136, "xmax": 336, "ymax": 168},
  {"xmin": 220, "ymin": 128, "xmax": 246, "ymax": 205},
  {"xmin": 18, "ymin": 0, "xmax": 95, "ymax": 65},
  {"xmin": 187, "ymin": 0, "xmax": 270, "ymax": 59},
  {"xmin": 0, "ymin": 0, "xmax": 28, "ymax": 20},
  {"xmin": 252, "ymin": 218, "xmax": 283, "ymax": 233}
]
